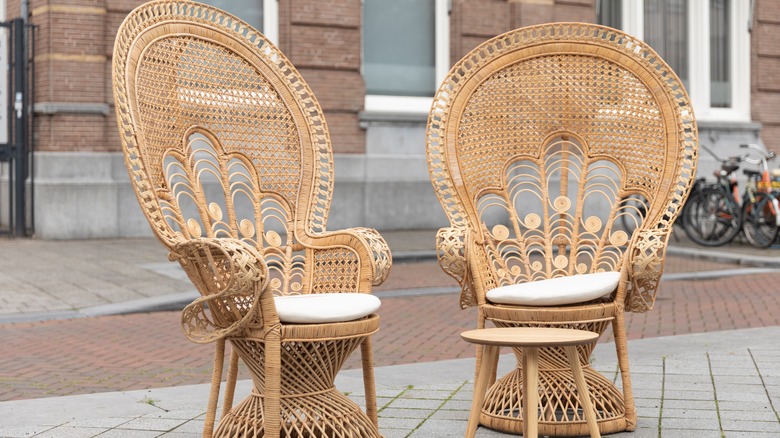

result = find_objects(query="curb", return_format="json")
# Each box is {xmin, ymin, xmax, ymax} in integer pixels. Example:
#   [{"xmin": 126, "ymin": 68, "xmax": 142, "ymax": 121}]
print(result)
[
  {"xmin": 666, "ymin": 245, "xmax": 780, "ymax": 268},
  {"xmin": 3, "ymin": 245, "xmax": 775, "ymax": 325}
]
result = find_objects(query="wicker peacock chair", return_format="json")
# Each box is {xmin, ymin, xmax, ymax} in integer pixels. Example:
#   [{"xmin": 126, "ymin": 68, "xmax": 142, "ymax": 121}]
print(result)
[
  {"xmin": 112, "ymin": 2, "xmax": 391, "ymax": 437},
  {"xmin": 427, "ymin": 23, "xmax": 698, "ymax": 436}
]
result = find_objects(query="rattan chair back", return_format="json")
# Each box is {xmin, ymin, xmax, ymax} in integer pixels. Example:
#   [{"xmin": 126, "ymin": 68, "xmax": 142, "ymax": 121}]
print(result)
[
  {"xmin": 113, "ymin": 1, "xmax": 336, "ymax": 299},
  {"xmin": 427, "ymin": 23, "xmax": 698, "ymax": 310}
]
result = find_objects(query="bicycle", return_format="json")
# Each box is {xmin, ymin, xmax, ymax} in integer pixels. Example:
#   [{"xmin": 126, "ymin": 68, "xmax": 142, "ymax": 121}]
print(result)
[
  {"xmin": 682, "ymin": 145, "xmax": 745, "ymax": 247},
  {"xmin": 739, "ymin": 143, "xmax": 779, "ymax": 248}
]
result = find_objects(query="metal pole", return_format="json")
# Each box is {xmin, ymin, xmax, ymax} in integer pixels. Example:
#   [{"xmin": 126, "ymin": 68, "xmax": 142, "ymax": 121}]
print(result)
[
  {"xmin": 3, "ymin": 21, "xmax": 11, "ymax": 236},
  {"xmin": 28, "ymin": 23, "xmax": 34, "ymax": 235},
  {"xmin": 20, "ymin": 1, "xmax": 28, "ymax": 24},
  {"xmin": 12, "ymin": 18, "xmax": 26, "ymax": 236}
]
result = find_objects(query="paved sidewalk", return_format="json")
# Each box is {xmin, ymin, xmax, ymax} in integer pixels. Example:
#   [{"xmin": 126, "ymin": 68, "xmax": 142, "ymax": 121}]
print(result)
[
  {"xmin": 2, "ymin": 229, "xmax": 780, "ymax": 436},
  {"xmin": 2, "ymin": 229, "xmax": 778, "ymax": 323},
  {"xmin": 0, "ymin": 230, "xmax": 443, "ymax": 323},
  {"xmin": 2, "ymin": 327, "xmax": 779, "ymax": 437}
]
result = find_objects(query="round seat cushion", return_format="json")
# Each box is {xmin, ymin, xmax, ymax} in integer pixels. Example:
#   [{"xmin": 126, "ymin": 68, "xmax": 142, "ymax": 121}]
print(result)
[
  {"xmin": 274, "ymin": 293, "xmax": 381, "ymax": 324},
  {"xmin": 486, "ymin": 271, "xmax": 621, "ymax": 307}
]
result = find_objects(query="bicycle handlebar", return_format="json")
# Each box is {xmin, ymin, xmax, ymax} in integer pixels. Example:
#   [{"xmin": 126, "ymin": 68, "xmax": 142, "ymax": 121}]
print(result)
[
  {"xmin": 701, "ymin": 143, "xmax": 749, "ymax": 164},
  {"xmin": 740, "ymin": 143, "xmax": 776, "ymax": 169}
]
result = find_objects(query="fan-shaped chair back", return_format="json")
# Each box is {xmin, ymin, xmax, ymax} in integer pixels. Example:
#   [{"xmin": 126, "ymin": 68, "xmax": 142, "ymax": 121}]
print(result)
[
  {"xmin": 113, "ymin": 1, "xmax": 339, "ymax": 297},
  {"xmin": 427, "ymin": 23, "xmax": 697, "ymax": 305}
]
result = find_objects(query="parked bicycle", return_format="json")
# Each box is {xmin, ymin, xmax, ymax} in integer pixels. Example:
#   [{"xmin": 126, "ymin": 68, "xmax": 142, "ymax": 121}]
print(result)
[
  {"xmin": 739, "ymin": 144, "xmax": 779, "ymax": 248},
  {"xmin": 682, "ymin": 145, "xmax": 744, "ymax": 247},
  {"xmin": 683, "ymin": 143, "xmax": 779, "ymax": 248}
]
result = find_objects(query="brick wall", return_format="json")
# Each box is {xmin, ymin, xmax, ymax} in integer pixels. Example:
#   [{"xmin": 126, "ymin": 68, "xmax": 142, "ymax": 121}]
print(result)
[
  {"xmin": 8, "ymin": 0, "xmax": 366, "ymax": 154},
  {"xmin": 753, "ymin": 0, "xmax": 780, "ymax": 150},
  {"xmin": 9, "ymin": 0, "xmax": 132, "ymax": 152},
  {"xmin": 280, "ymin": 0, "xmax": 365, "ymax": 153},
  {"xmin": 450, "ymin": 0, "xmax": 595, "ymax": 63}
]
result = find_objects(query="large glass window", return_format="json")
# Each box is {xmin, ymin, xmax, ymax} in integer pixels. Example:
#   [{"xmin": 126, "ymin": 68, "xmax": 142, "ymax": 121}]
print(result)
[
  {"xmin": 196, "ymin": 0, "xmax": 264, "ymax": 32},
  {"xmin": 596, "ymin": 0, "xmax": 748, "ymax": 120},
  {"xmin": 710, "ymin": 0, "xmax": 731, "ymax": 108},
  {"xmin": 363, "ymin": 0, "xmax": 436, "ymax": 97},
  {"xmin": 597, "ymin": 0, "xmax": 622, "ymax": 30},
  {"xmin": 643, "ymin": 0, "xmax": 688, "ymax": 87}
]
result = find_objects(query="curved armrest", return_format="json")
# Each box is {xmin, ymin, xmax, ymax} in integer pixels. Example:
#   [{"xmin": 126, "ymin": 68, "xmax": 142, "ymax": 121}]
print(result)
[
  {"xmin": 621, "ymin": 228, "xmax": 671, "ymax": 313},
  {"xmin": 437, "ymin": 226, "xmax": 479, "ymax": 309},
  {"xmin": 299, "ymin": 227, "xmax": 392, "ymax": 289},
  {"xmin": 169, "ymin": 238, "xmax": 273, "ymax": 343}
]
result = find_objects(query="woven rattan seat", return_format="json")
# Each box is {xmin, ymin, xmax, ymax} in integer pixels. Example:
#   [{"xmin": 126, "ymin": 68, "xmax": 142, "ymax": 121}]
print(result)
[
  {"xmin": 112, "ymin": 2, "xmax": 391, "ymax": 437},
  {"xmin": 426, "ymin": 23, "xmax": 698, "ymax": 436}
]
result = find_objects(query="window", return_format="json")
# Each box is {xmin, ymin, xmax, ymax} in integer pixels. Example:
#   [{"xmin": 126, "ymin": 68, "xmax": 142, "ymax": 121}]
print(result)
[
  {"xmin": 644, "ymin": 0, "xmax": 688, "ymax": 88},
  {"xmin": 710, "ymin": 0, "xmax": 731, "ymax": 108},
  {"xmin": 363, "ymin": 0, "xmax": 435, "ymax": 97},
  {"xmin": 598, "ymin": 0, "xmax": 749, "ymax": 121},
  {"xmin": 362, "ymin": 0, "xmax": 450, "ymax": 113},
  {"xmin": 195, "ymin": 0, "xmax": 278, "ymax": 44},
  {"xmin": 596, "ymin": 0, "xmax": 622, "ymax": 29}
]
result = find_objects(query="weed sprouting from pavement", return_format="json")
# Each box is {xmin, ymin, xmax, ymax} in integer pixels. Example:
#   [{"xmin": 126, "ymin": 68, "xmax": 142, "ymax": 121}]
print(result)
[{"xmin": 139, "ymin": 395, "xmax": 168, "ymax": 412}]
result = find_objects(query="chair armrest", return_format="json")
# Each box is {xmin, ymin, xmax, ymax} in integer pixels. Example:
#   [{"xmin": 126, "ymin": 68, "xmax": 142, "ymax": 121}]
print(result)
[
  {"xmin": 437, "ymin": 226, "xmax": 480, "ymax": 309},
  {"xmin": 621, "ymin": 228, "xmax": 671, "ymax": 313},
  {"xmin": 299, "ymin": 227, "xmax": 392, "ymax": 289},
  {"xmin": 169, "ymin": 238, "xmax": 274, "ymax": 343}
]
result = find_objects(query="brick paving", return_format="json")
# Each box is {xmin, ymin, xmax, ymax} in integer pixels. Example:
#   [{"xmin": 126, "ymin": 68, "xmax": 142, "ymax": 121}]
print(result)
[{"xmin": 1, "ymin": 254, "xmax": 779, "ymax": 402}]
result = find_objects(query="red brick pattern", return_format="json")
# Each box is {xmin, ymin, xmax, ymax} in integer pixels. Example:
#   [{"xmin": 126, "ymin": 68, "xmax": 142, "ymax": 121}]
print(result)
[
  {"xmin": 754, "ymin": 0, "xmax": 780, "ymax": 149},
  {"xmin": 280, "ymin": 0, "xmax": 364, "ymax": 154},
  {"xmin": 0, "ymin": 255, "xmax": 775, "ymax": 402},
  {"xmin": 450, "ymin": 0, "xmax": 595, "ymax": 64}
]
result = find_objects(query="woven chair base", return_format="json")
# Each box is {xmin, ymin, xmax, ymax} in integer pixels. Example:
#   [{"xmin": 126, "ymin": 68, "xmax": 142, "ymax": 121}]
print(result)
[
  {"xmin": 479, "ymin": 360, "xmax": 627, "ymax": 436},
  {"xmin": 480, "ymin": 304, "xmax": 628, "ymax": 436},
  {"xmin": 218, "ymin": 318, "xmax": 382, "ymax": 437},
  {"xmin": 215, "ymin": 388, "xmax": 381, "ymax": 438}
]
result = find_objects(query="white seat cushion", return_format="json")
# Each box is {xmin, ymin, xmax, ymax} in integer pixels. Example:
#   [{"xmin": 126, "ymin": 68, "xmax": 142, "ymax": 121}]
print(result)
[
  {"xmin": 486, "ymin": 271, "xmax": 620, "ymax": 307},
  {"xmin": 274, "ymin": 293, "xmax": 381, "ymax": 324}
]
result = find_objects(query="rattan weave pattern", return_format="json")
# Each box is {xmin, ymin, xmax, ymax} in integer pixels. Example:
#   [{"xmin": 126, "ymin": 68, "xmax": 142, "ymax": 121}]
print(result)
[
  {"xmin": 457, "ymin": 54, "xmax": 666, "ymax": 197},
  {"xmin": 426, "ymin": 23, "xmax": 698, "ymax": 436},
  {"xmin": 112, "ymin": 2, "xmax": 390, "ymax": 437}
]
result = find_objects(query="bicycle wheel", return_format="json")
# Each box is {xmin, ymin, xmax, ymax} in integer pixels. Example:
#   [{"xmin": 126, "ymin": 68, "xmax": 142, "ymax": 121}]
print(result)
[
  {"xmin": 742, "ymin": 193, "xmax": 779, "ymax": 248},
  {"xmin": 682, "ymin": 187, "xmax": 742, "ymax": 246}
]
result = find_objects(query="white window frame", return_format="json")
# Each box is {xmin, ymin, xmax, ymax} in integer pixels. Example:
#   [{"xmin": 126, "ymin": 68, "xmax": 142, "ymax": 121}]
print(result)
[
  {"xmin": 618, "ymin": 0, "xmax": 750, "ymax": 122},
  {"xmin": 363, "ymin": 0, "xmax": 450, "ymax": 114},
  {"xmin": 264, "ymin": 0, "xmax": 279, "ymax": 46}
]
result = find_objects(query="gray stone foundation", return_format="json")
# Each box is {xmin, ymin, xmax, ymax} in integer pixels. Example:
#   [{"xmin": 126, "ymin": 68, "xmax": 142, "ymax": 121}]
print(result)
[{"xmin": 2, "ymin": 119, "xmax": 763, "ymax": 240}]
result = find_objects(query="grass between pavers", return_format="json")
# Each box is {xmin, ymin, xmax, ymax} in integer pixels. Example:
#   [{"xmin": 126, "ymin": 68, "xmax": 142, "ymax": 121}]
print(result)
[
  {"xmin": 375, "ymin": 381, "xmax": 469, "ymax": 438},
  {"xmin": 706, "ymin": 353, "xmax": 726, "ymax": 438},
  {"xmin": 748, "ymin": 348, "xmax": 780, "ymax": 424},
  {"xmin": 658, "ymin": 356, "xmax": 665, "ymax": 438}
]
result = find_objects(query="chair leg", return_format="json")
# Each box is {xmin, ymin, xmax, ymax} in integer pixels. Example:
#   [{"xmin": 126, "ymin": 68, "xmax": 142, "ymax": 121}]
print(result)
[
  {"xmin": 565, "ymin": 346, "xmax": 601, "ymax": 438},
  {"xmin": 203, "ymin": 338, "xmax": 226, "ymax": 438},
  {"xmin": 467, "ymin": 344, "xmax": 498, "ymax": 438},
  {"xmin": 474, "ymin": 307, "xmax": 486, "ymax": 384},
  {"xmin": 361, "ymin": 336, "xmax": 379, "ymax": 428},
  {"xmin": 221, "ymin": 346, "xmax": 240, "ymax": 418},
  {"xmin": 263, "ymin": 329, "xmax": 283, "ymax": 438},
  {"xmin": 522, "ymin": 346, "xmax": 539, "ymax": 438},
  {"xmin": 612, "ymin": 312, "xmax": 636, "ymax": 431}
]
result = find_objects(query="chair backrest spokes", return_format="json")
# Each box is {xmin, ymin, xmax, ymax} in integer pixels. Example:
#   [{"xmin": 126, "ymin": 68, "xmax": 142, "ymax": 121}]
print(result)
[{"xmin": 478, "ymin": 133, "xmax": 644, "ymax": 286}]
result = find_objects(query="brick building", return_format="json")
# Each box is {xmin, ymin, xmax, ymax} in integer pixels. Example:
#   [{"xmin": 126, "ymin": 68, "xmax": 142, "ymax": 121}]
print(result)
[{"xmin": 1, "ymin": 0, "xmax": 778, "ymax": 239}]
